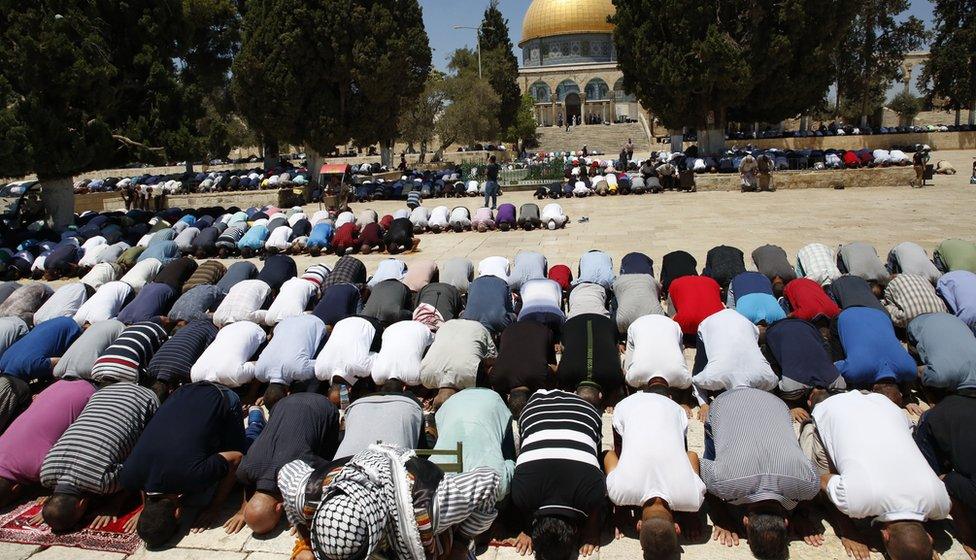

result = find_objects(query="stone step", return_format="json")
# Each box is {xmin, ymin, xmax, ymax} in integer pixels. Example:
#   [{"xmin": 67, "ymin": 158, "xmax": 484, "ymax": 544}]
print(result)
[{"xmin": 534, "ymin": 122, "xmax": 646, "ymax": 155}]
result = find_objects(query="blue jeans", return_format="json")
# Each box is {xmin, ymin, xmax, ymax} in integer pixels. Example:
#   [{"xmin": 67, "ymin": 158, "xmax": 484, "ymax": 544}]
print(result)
[
  {"xmin": 703, "ymin": 422, "xmax": 715, "ymax": 461},
  {"xmin": 484, "ymin": 181, "xmax": 499, "ymax": 209}
]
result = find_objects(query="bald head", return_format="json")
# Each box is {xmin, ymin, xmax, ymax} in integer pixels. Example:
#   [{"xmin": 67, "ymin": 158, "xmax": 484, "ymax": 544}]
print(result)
[
  {"xmin": 575, "ymin": 385, "xmax": 602, "ymax": 409},
  {"xmin": 244, "ymin": 490, "xmax": 283, "ymax": 535}
]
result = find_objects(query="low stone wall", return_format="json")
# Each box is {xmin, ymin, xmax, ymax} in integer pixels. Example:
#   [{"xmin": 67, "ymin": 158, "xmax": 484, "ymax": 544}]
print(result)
[
  {"xmin": 506, "ymin": 165, "xmax": 915, "ymax": 192},
  {"xmin": 688, "ymin": 130, "xmax": 976, "ymax": 152},
  {"xmin": 163, "ymin": 189, "xmax": 285, "ymax": 209}
]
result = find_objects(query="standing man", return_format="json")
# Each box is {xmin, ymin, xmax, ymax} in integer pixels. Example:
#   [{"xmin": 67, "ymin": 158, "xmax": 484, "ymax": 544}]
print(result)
[{"xmin": 485, "ymin": 155, "xmax": 501, "ymax": 210}]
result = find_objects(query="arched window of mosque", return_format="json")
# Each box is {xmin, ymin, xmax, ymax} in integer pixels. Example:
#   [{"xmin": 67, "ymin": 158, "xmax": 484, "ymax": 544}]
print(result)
[
  {"xmin": 613, "ymin": 78, "xmax": 637, "ymax": 102},
  {"xmin": 585, "ymin": 78, "xmax": 610, "ymax": 101},
  {"xmin": 556, "ymin": 80, "xmax": 580, "ymax": 102},
  {"xmin": 530, "ymin": 81, "xmax": 551, "ymax": 103}
]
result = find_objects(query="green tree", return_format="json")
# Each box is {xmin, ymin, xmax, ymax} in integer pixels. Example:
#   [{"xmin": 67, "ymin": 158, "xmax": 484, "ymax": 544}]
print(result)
[
  {"xmin": 398, "ymin": 72, "xmax": 448, "ymax": 163},
  {"xmin": 611, "ymin": 0, "xmax": 855, "ymax": 154},
  {"xmin": 835, "ymin": 0, "xmax": 927, "ymax": 127},
  {"xmin": 504, "ymin": 94, "xmax": 539, "ymax": 155},
  {"xmin": 478, "ymin": 0, "xmax": 522, "ymax": 132},
  {"xmin": 888, "ymin": 91, "xmax": 923, "ymax": 126},
  {"xmin": 0, "ymin": 0, "xmax": 189, "ymax": 228},
  {"xmin": 232, "ymin": 0, "xmax": 431, "ymax": 172},
  {"xmin": 920, "ymin": 0, "xmax": 976, "ymax": 125},
  {"xmin": 434, "ymin": 78, "xmax": 501, "ymax": 159}
]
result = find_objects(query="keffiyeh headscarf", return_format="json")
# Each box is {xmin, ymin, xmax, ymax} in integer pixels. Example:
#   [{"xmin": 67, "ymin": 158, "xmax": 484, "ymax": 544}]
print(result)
[{"xmin": 412, "ymin": 304, "xmax": 444, "ymax": 332}]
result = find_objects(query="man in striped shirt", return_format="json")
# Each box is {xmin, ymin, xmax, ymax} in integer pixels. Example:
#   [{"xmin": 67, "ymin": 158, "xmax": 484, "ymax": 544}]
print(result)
[
  {"xmin": 511, "ymin": 389, "xmax": 606, "ymax": 558},
  {"xmin": 90, "ymin": 321, "xmax": 168, "ymax": 385},
  {"xmin": 39, "ymin": 382, "xmax": 159, "ymax": 533},
  {"xmin": 700, "ymin": 388, "xmax": 820, "ymax": 559}
]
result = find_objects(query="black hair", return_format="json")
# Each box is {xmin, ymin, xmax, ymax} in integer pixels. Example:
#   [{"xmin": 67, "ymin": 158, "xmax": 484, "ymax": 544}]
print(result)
[
  {"xmin": 746, "ymin": 511, "xmax": 789, "ymax": 560},
  {"xmin": 42, "ymin": 493, "xmax": 83, "ymax": 534},
  {"xmin": 643, "ymin": 383, "xmax": 671, "ymax": 397},
  {"xmin": 263, "ymin": 382, "xmax": 289, "ymax": 411},
  {"xmin": 150, "ymin": 380, "xmax": 172, "ymax": 404},
  {"xmin": 640, "ymin": 517, "xmax": 679, "ymax": 560},
  {"xmin": 885, "ymin": 520, "xmax": 934, "ymax": 560},
  {"xmin": 138, "ymin": 495, "xmax": 180, "ymax": 548},
  {"xmin": 508, "ymin": 388, "xmax": 532, "ymax": 419},
  {"xmin": 380, "ymin": 379, "xmax": 406, "ymax": 393},
  {"xmin": 532, "ymin": 515, "xmax": 579, "ymax": 560}
]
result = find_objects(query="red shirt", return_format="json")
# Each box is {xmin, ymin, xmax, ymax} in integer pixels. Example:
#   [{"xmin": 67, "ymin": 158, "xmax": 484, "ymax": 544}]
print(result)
[
  {"xmin": 547, "ymin": 265, "xmax": 573, "ymax": 292},
  {"xmin": 842, "ymin": 151, "xmax": 860, "ymax": 167},
  {"xmin": 784, "ymin": 278, "xmax": 840, "ymax": 321},
  {"xmin": 359, "ymin": 223, "xmax": 383, "ymax": 247},
  {"xmin": 332, "ymin": 223, "xmax": 359, "ymax": 249},
  {"xmin": 379, "ymin": 215, "xmax": 394, "ymax": 230},
  {"xmin": 669, "ymin": 276, "xmax": 724, "ymax": 335}
]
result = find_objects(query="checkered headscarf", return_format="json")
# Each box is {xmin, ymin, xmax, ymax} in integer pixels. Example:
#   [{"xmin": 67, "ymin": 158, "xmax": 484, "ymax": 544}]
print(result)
[{"xmin": 412, "ymin": 303, "xmax": 444, "ymax": 332}]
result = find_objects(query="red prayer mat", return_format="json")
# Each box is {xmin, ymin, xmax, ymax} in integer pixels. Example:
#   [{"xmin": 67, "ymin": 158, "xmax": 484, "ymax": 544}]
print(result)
[{"xmin": 0, "ymin": 501, "xmax": 142, "ymax": 554}]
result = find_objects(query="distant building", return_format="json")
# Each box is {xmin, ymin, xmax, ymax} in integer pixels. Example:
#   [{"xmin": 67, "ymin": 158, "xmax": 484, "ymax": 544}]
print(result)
[{"xmin": 517, "ymin": 0, "xmax": 642, "ymax": 127}]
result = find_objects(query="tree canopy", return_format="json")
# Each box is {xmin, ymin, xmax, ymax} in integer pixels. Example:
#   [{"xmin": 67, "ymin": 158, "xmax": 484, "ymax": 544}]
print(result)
[
  {"xmin": 834, "ymin": 0, "xmax": 927, "ymax": 125},
  {"xmin": 478, "ymin": 0, "xmax": 522, "ymax": 132},
  {"xmin": 611, "ymin": 0, "xmax": 855, "ymax": 152},
  {"xmin": 920, "ymin": 0, "xmax": 976, "ymax": 124},
  {"xmin": 232, "ymin": 0, "xmax": 431, "ymax": 167},
  {"xmin": 397, "ymin": 72, "xmax": 448, "ymax": 161},
  {"xmin": 435, "ymin": 76, "xmax": 501, "ymax": 154},
  {"xmin": 504, "ymin": 94, "xmax": 539, "ymax": 154}
]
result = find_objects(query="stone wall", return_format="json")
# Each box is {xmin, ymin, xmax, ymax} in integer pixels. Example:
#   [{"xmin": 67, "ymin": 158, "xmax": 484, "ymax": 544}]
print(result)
[
  {"xmin": 692, "ymin": 166, "xmax": 915, "ymax": 191},
  {"xmin": 674, "ymin": 131, "xmax": 976, "ymax": 152}
]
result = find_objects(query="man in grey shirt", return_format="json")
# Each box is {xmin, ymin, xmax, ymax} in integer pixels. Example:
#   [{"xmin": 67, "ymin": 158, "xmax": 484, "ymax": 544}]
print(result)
[
  {"xmin": 0, "ymin": 317, "xmax": 28, "ymax": 359},
  {"xmin": 509, "ymin": 251, "xmax": 547, "ymax": 292},
  {"xmin": 700, "ymin": 387, "xmax": 820, "ymax": 558},
  {"xmin": 908, "ymin": 312, "xmax": 976, "ymax": 393},
  {"xmin": 837, "ymin": 242, "xmax": 890, "ymax": 293},
  {"xmin": 0, "ymin": 282, "xmax": 22, "ymax": 306},
  {"xmin": 168, "ymin": 284, "xmax": 225, "ymax": 326},
  {"xmin": 751, "ymin": 245, "xmax": 797, "ymax": 296},
  {"xmin": 612, "ymin": 274, "xmax": 664, "ymax": 335},
  {"xmin": 332, "ymin": 393, "xmax": 425, "ymax": 460},
  {"xmin": 887, "ymin": 242, "xmax": 943, "ymax": 285},
  {"xmin": 567, "ymin": 282, "xmax": 610, "ymax": 319},
  {"xmin": 54, "ymin": 319, "xmax": 126, "ymax": 380},
  {"xmin": 440, "ymin": 258, "xmax": 474, "ymax": 295}
]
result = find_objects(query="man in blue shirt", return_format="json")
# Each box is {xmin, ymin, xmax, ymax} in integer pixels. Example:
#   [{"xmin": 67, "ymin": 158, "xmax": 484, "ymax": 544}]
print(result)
[
  {"xmin": 831, "ymin": 307, "xmax": 916, "ymax": 404},
  {"xmin": 0, "ymin": 317, "xmax": 81, "ymax": 382}
]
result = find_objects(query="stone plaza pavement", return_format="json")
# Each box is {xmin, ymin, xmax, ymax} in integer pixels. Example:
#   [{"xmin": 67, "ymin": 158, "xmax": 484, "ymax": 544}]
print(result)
[{"xmin": 3, "ymin": 150, "xmax": 976, "ymax": 560}]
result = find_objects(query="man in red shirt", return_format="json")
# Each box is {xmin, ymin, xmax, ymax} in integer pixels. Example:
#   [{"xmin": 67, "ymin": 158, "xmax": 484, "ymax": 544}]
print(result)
[
  {"xmin": 331, "ymin": 222, "xmax": 360, "ymax": 255},
  {"xmin": 783, "ymin": 278, "xmax": 840, "ymax": 323},
  {"xmin": 667, "ymin": 276, "xmax": 724, "ymax": 337}
]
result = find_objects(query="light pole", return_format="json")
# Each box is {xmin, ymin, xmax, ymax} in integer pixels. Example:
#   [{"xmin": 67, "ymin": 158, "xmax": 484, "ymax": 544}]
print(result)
[{"xmin": 452, "ymin": 24, "xmax": 492, "ymax": 79}]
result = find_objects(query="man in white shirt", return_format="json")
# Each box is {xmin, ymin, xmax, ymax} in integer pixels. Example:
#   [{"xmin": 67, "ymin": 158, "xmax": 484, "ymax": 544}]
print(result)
[
  {"xmin": 252, "ymin": 277, "xmax": 317, "ymax": 326},
  {"xmin": 806, "ymin": 390, "xmax": 950, "ymax": 560},
  {"xmin": 692, "ymin": 309, "xmax": 777, "ymax": 404},
  {"xmin": 120, "ymin": 258, "xmax": 162, "ymax": 292},
  {"xmin": 541, "ymin": 203, "xmax": 568, "ymax": 230},
  {"xmin": 605, "ymin": 388, "xmax": 706, "ymax": 559},
  {"xmin": 263, "ymin": 225, "xmax": 292, "ymax": 253},
  {"xmin": 34, "ymin": 283, "xmax": 90, "ymax": 325},
  {"xmin": 478, "ymin": 256, "xmax": 510, "ymax": 281},
  {"xmin": 624, "ymin": 315, "xmax": 691, "ymax": 390},
  {"xmin": 449, "ymin": 206, "xmax": 471, "ymax": 232},
  {"xmin": 212, "ymin": 279, "xmax": 271, "ymax": 327},
  {"xmin": 80, "ymin": 262, "xmax": 121, "ymax": 290},
  {"xmin": 409, "ymin": 206, "xmax": 430, "ymax": 233},
  {"xmin": 314, "ymin": 315, "xmax": 381, "ymax": 389},
  {"xmin": 334, "ymin": 211, "xmax": 355, "ymax": 228},
  {"xmin": 796, "ymin": 243, "xmax": 842, "ymax": 286},
  {"xmin": 77, "ymin": 237, "xmax": 108, "ymax": 269},
  {"xmin": 73, "ymin": 281, "xmax": 132, "ymax": 325},
  {"xmin": 367, "ymin": 258, "xmax": 406, "ymax": 288},
  {"xmin": 429, "ymin": 206, "xmax": 450, "ymax": 233},
  {"xmin": 370, "ymin": 320, "xmax": 434, "ymax": 388},
  {"xmin": 572, "ymin": 180, "xmax": 590, "ymax": 197},
  {"xmin": 190, "ymin": 321, "xmax": 266, "ymax": 387}
]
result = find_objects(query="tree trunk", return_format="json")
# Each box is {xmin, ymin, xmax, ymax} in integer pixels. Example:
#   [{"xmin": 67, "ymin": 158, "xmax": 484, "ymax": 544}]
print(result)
[
  {"xmin": 970, "ymin": 104, "xmax": 975, "ymax": 127},
  {"xmin": 669, "ymin": 129, "xmax": 683, "ymax": 153},
  {"xmin": 698, "ymin": 125, "xmax": 725, "ymax": 156},
  {"xmin": 955, "ymin": 108, "xmax": 961, "ymax": 126},
  {"xmin": 263, "ymin": 137, "xmax": 279, "ymax": 170},
  {"xmin": 307, "ymin": 149, "xmax": 323, "ymax": 187},
  {"xmin": 380, "ymin": 140, "xmax": 393, "ymax": 168},
  {"xmin": 185, "ymin": 161, "xmax": 193, "ymax": 174},
  {"xmin": 39, "ymin": 177, "xmax": 74, "ymax": 232},
  {"xmin": 419, "ymin": 140, "xmax": 428, "ymax": 164}
]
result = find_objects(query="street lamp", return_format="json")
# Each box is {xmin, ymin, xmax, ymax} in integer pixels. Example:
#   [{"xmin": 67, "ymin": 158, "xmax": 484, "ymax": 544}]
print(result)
[{"xmin": 452, "ymin": 24, "xmax": 493, "ymax": 79}]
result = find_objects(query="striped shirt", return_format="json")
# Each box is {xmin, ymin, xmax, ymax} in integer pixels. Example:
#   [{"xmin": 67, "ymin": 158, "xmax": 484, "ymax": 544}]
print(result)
[
  {"xmin": 215, "ymin": 224, "xmax": 247, "ymax": 249},
  {"xmin": 146, "ymin": 320, "xmax": 219, "ymax": 383},
  {"xmin": 182, "ymin": 260, "xmax": 226, "ymax": 293},
  {"xmin": 699, "ymin": 387, "xmax": 819, "ymax": 510},
  {"xmin": 883, "ymin": 273, "xmax": 948, "ymax": 328},
  {"xmin": 512, "ymin": 390, "xmax": 605, "ymax": 520},
  {"xmin": 90, "ymin": 322, "xmax": 168, "ymax": 384},
  {"xmin": 40, "ymin": 382, "xmax": 158, "ymax": 495}
]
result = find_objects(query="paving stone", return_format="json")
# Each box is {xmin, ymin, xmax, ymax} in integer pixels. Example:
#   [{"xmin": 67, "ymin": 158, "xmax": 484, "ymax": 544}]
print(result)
[
  {"xmin": 0, "ymin": 544, "xmax": 39, "ymax": 560},
  {"xmin": 27, "ymin": 547, "xmax": 125, "ymax": 560},
  {"xmin": 242, "ymin": 554, "xmax": 290, "ymax": 560},
  {"xmin": 127, "ymin": 548, "xmax": 247, "ymax": 560}
]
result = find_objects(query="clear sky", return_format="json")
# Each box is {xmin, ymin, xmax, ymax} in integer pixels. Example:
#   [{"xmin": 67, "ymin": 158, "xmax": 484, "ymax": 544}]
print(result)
[{"xmin": 421, "ymin": 0, "xmax": 936, "ymax": 71}]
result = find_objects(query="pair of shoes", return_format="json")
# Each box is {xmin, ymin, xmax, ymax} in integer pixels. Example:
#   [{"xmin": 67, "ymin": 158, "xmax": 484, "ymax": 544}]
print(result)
[{"xmin": 578, "ymin": 216, "xmax": 589, "ymax": 223}]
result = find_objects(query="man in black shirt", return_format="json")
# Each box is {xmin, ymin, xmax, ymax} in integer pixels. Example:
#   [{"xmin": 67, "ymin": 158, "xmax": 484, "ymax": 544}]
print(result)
[
  {"xmin": 485, "ymin": 155, "xmax": 501, "ymax": 210},
  {"xmin": 660, "ymin": 250, "xmax": 698, "ymax": 295},
  {"xmin": 914, "ymin": 393, "xmax": 976, "ymax": 557},
  {"xmin": 120, "ymin": 382, "xmax": 245, "ymax": 546},
  {"xmin": 384, "ymin": 217, "xmax": 419, "ymax": 254},
  {"xmin": 233, "ymin": 393, "xmax": 339, "ymax": 535},
  {"xmin": 491, "ymin": 322, "xmax": 557, "ymax": 414},
  {"xmin": 556, "ymin": 313, "xmax": 623, "ymax": 407}
]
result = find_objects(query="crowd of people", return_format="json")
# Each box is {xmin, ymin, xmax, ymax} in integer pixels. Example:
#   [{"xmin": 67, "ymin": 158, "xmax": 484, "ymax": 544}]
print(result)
[{"xmin": 0, "ymin": 225, "xmax": 975, "ymax": 559}]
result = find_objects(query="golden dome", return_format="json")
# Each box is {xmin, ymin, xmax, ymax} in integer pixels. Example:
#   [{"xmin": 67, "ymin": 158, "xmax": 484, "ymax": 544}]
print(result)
[{"xmin": 519, "ymin": 0, "xmax": 615, "ymax": 46}]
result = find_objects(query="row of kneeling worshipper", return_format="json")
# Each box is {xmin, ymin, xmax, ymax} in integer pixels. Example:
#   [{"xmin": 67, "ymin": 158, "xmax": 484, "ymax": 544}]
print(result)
[
  {"xmin": 0, "ymin": 243, "xmax": 975, "ymax": 558},
  {"xmin": 0, "ymin": 204, "xmax": 573, "ymax": 283}
]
